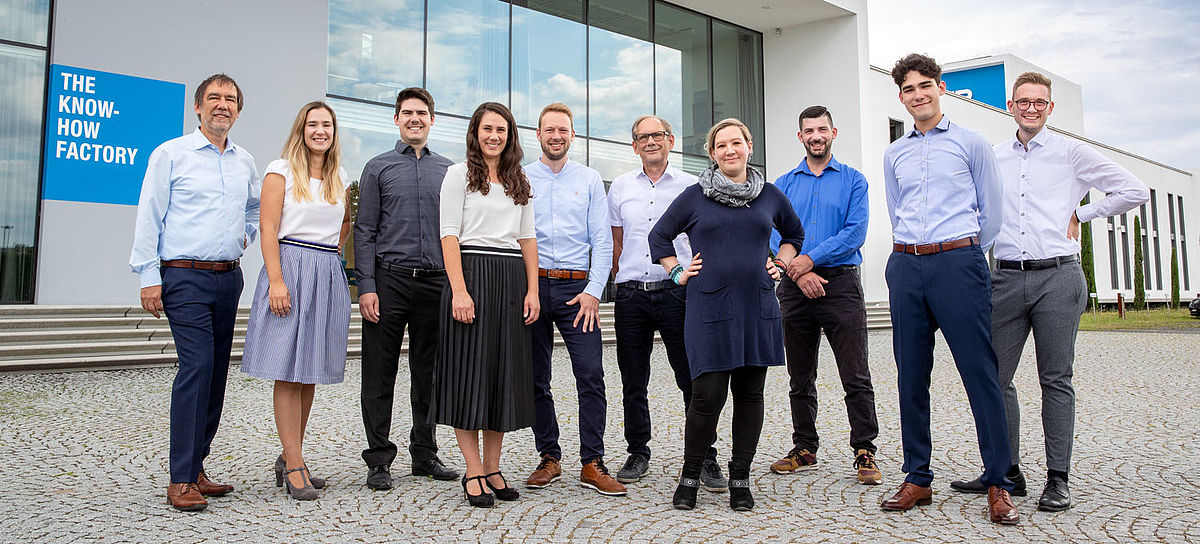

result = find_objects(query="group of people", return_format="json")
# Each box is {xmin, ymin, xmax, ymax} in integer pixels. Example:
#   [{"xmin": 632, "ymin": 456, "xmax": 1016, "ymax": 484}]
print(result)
[{"xmin": 131, "ymin": 51, "xmax": 1147, "ymax": 525}]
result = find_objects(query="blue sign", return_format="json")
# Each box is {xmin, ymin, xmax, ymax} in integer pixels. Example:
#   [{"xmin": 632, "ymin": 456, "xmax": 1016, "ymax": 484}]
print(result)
[
  {"xmin": 942, "ymin": 64, "xmax": 1006, "ymax": 110},
  {"xmin": 42, "ymin": 65, "xmax": 184, "ymax": 206}
]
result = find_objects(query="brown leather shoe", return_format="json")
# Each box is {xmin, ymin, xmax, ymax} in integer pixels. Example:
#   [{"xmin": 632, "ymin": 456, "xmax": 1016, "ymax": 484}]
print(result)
[
  {"xmin": 988, "ymin": 486, "xmax": 1020, "ymax": 525},
  {"xmin": 880, "ymin": 482, "xmax": 932, "ymax": 511},
  {"xmin": 196, "ymin": 471, "xmax": 234, "ymax": 497},
  {"xmin": 525, "ymin": 455, "xmax": 562, "ymax": 489},
  {"xmin": 579, "ymin": 458, "xmax": 627, "ymax": 496},
  {"xmin": 166, "ymin": 483, "xmax": 208, "ymax": 512}
]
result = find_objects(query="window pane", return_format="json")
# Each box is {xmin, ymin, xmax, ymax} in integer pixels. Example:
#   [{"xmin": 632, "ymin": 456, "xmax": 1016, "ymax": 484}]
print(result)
[
  {"xmin": 654, "ymin": 2, "xmax": 711, "ymax": 157},
  {"xmin": 0, "ymin": 0, "xmax": 49, "ymax": 46},
  {"xmin": 588, "ymin": 26, "xmax": 652, "ymax": 142},
  {"xmin": 0, "ymin": 44, "xmax": 45, "ymax": 302},
  {"xmin": 512, "ymin": 5, "xmax": 587, "ymax": 133},
  {"xmin": 512, "ymin": 0, "xmax": 583, "ymax": 23},
  {"xmin": 328, "ymin": 0, "xmax": 425, "ymax": 104},
  {"xmin": 588, "ymin": 138, "xmax": 641, "ymax": 182},
  {"xmin": 674, "ymin": 152, "xmax": 709, "ymax": 176},
  {"xmin": 426, "ymin": 0, "xmax": 510, "ymax": 117},
  {"xmin": 587, "ymin": 0, "xmax": 649, "ymax": 41},
  {"xmin": 712, "ymin": 21, "xmax": 765, "ymax": 165}
]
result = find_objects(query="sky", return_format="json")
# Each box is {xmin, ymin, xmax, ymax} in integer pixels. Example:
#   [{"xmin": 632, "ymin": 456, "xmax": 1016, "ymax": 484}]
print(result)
[{"xmin": 866, "ymin": 0, "xmax": 1200, "ymax": 171}]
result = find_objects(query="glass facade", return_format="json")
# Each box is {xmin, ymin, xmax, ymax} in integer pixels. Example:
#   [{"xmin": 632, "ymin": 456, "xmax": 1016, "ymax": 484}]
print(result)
[
  {"xmin": 327, "ymin": 0, "xmax": 765, "ymax": 183},
  {"xmin": 0, "ymin": 0, "xmax": 49, "ymax": 303}
]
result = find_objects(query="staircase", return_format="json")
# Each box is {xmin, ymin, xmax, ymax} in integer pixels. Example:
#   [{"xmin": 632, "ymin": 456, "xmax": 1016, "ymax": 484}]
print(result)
[{"xmin": 0, "ymin": 303, "xmax": 891, "ymax": 373}]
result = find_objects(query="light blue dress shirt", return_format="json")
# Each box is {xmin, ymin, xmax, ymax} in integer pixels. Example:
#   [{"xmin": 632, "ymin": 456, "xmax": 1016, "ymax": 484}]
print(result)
[
  {"xmin": 525, "ymin": 160, "xmax": 613, "ymax": 300},
  {"xmin": 769, "ymin": 155, "xmax": 869, "ymax": 267},
  {"xmin": 883, "ymin": 115, "xmax": 1003, "ymax": 250},
  {"xmin": 130, "ymin": 128, "xmax": 261, "ymax": 288}
]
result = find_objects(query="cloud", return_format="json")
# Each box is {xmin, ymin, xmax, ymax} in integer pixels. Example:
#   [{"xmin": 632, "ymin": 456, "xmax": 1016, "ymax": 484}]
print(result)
[{"xmin": 867, "ymin": 0, "xmax": 1200, "ymax": 169}]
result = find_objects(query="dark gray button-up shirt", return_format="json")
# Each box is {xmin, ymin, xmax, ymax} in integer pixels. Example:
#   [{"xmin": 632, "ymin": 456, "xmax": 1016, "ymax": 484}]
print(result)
[{"xmin": 353, "ymin": 141, "xmax": 453, "ymax": 294}]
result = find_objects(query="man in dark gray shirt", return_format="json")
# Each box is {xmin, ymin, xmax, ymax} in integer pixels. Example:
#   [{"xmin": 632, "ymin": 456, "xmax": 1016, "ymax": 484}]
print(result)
[{"xmin": 355, "ymin": 87, "xmax": 457, "ymax": 489}]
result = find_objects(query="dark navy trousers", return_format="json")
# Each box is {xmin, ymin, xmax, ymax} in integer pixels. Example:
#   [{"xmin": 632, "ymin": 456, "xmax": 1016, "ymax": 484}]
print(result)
[
  {"xmin": 531, "ymin": 277, "xmax": 606, "ymax": 463},
  {"xmin": 884, "ymin": 245, "xmax": 1013, "ymax": 490},
  {"xmin": 160, "ymin": 266, "xmax": 243, "ymax": 483}
]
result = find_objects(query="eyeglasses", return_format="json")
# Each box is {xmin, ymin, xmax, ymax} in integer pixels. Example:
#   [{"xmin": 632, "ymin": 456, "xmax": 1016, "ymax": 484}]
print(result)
[
  {"xmin": 634, "ymin": 131, "xmax": 670, "ymax": 144},
  {"xmin": 1014, "ymin": 99, "xmax": 1050, "ymax": 111}
]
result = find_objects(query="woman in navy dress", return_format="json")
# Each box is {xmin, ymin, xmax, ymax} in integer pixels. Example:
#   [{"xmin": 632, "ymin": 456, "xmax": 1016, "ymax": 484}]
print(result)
[{"xmin": 649, "ymin": 118, "xmax": 804, "ymax": 511}]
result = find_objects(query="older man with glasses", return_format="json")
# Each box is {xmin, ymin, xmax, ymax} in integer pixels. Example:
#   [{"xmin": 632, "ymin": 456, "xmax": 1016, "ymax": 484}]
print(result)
[{"xmin": 607, "ymin": 115, "xmax": 725, "ymax": 492}]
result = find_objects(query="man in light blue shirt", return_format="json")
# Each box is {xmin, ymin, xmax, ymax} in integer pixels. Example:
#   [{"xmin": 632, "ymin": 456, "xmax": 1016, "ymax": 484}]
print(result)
[
  {"xmin": 522, "ymin": 103, "xmax": 622, "ymax": 496},
  {"xmin": 129, "ymin": 73, "xmax": 260, "ymax": 512},
  {"xmin": 878, "ymin": 55, "xmax": 1018, "ymax": 525}
]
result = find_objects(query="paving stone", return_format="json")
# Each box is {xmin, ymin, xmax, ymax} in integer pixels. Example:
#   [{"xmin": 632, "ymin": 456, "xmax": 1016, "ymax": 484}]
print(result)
[{"xmin": 0, "ymin": 330, "xmax": 1196, "ymax": 542}]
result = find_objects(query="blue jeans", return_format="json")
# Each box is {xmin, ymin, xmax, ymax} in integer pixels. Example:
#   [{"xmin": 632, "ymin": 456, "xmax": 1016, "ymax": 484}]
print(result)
[{"xmin": 531, "ymin": 277, "xmax": 606, "ymax": 463}]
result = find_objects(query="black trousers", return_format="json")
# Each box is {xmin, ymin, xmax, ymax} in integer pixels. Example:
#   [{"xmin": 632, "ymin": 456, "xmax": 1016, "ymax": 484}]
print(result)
[
  {"xmin": 613, "ymin": 283, "xmax": 716, "ymax": 461},
  {"xmin": 777, "ymin": 267, "xmax": 878, "ymax": 455},
  {"xmin": 680, "ymin": 366, "xmax": 768, "ymax": 478},
  {"xmin": 360, "ymin": 267, "xmax": 444, "ymax": 468}
]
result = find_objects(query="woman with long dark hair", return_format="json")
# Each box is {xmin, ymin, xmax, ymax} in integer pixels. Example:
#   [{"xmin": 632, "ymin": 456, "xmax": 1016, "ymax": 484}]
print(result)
[
  {"xmin": 649, "ymin": 118, "xmax": 805, "ymax": 512},
  {"xmin": 429, "ymin": 102, "xmax": 540, "ymax": 508},
  {"xmin": 241, "ymin": 101, "xmax": 352, "ymax": 501}
]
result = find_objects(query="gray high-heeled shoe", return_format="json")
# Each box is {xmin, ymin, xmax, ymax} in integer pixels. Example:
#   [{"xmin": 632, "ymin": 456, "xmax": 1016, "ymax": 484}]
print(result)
[
  {"xmin": 275, "ymin": 455, "xmax": 326, "ymax": 489},
  {"xmin": 283, "ymin": 467, "xmax": 318, "ymax": 501}
]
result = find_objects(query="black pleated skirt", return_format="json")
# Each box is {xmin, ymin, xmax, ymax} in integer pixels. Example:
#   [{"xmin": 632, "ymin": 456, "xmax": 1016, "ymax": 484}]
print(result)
[{"xmin": 429, "ymin": 245, "xmax": 535, "ymax": 432}]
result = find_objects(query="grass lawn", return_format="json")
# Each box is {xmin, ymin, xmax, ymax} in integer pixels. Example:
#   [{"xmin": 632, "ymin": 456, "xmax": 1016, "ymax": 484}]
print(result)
[{"xmin": 1078, "ymin": 307, "xmax": 1200, "ymax": 331}]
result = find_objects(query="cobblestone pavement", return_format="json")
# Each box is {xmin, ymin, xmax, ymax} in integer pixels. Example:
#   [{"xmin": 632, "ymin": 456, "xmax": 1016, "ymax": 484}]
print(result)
[{"xmin": 1, "ymin": 330, "xmax": 1197, "ymax": 543}]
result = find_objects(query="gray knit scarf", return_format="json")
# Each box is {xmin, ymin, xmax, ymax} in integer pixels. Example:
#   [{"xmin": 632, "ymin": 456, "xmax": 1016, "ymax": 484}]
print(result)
[{"xmin": 698, "ymin": 163, "xmax": 765, "ymax": 208}]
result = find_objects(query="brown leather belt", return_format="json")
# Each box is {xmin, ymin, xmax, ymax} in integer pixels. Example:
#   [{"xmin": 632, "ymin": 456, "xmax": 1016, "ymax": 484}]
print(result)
[
  {"xmin": 161, "ymin": 259, "xmax": 240, "ymax": 271},
  {"xmin": 538, "ymin": 268, "xmax": 588, "ymax": 280},
  {"xmin": 893, "ymin": 236, "xmax": 978, "ymax": 255}
]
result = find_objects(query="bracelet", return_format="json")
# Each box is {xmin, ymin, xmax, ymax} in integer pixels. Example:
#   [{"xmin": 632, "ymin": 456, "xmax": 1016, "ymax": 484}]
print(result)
[
  {"xmin": 669, "ymin": 264, "xmax": 685, "ymax": 284},
  {"xmin": 772, "ymin": 258, "xmax": 786, "ymax": 273}
]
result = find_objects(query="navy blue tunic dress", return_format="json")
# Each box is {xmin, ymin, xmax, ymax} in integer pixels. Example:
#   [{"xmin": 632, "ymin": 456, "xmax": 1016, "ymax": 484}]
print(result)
[{"xmin": 649, "ymin": 183, "xmax": 805, "ymax": 379}]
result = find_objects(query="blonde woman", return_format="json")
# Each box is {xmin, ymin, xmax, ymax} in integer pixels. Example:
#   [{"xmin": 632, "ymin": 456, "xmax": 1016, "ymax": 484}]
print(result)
[{"xmin": 241, "ymin": 101, "xmax": 352, "ymax": 501}]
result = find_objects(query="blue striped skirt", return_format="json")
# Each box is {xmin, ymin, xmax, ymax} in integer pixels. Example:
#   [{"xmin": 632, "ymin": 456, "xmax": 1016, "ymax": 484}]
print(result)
[{"xmin": 241, "ymin": 239, "xmax": 351, "ymax": 384}]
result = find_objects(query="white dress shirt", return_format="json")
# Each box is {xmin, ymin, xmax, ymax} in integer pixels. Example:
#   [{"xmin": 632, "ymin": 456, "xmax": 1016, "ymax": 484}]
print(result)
[
  {"xmin": 608, "ymin": 164, "xmax": 698, "ymax": 284},
  {"xmin": 993, "ymin": 128, "xmax": 1149, "ymax": 261}
]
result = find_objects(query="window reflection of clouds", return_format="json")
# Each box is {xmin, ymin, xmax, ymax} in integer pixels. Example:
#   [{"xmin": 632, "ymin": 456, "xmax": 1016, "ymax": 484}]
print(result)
[
  {"xmin": 426, "ymin": 0, "xmax": 510, "ymax": 117},
  {"xmin": 655, "ymin": 3, "xmax": 711, "ymax": 158},
  {"xmin": 588, "ymin": 28, "xmax": 652, "ymax": 142},
  {"xmin": 511, "ymin": 5, "xmax": 587, "ymax": 134},
  {"xmin": 0, "ymin": 0, "xmax": 50, "ymax": 45},
  {"xmin": 328, "ymin": 0, "xmax": 424, "ymax": 104},
  {"xmin": 0, "ymin": 42, "xmax": 44, "ymax": 302}
]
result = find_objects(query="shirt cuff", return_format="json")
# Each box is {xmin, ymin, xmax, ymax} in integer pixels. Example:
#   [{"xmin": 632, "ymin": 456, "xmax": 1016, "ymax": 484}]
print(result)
[
  {"xmin": 804, "ymin": 248, "xmax": 827, "ymax": 268},
  {"xmin": 583, "ymin": 279, "xmax": 605, "ymax": 301},
  {"xmin": 357, "ymin": 277, "xmax": 376, "ymax": 295},
  {"xmin": 139, "ymin": 266, "xmax": 162, "ymax": 288},
  {"xmin": 1074, "ymin": 204, "xmax": 1099, "ymax": 224}
]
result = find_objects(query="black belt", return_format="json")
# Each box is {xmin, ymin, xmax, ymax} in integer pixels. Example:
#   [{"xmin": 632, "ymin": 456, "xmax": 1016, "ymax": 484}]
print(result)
[
  {"xmin": 378, "ymin": 261, "xmax": 446, "ymax": 278},
  {"xmin": 618, "ymin": 279, "xmax": 676, "ymax": 292},
  {"xmin": 997, "ymin": 255, "xmax": 1078, "ymax": 271},
  {"xmin": 812, "ymin": 265, "xmax": 858, "ymax": 277}
]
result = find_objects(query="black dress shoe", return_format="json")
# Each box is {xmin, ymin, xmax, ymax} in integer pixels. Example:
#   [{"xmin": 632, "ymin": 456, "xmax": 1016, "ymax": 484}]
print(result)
[
  {"xmin": 1038, "ymin": 476, "xmax": 1071, "ymax": 511},
  {"xmin": 412, "ymin": 457, "xmax": 459, "ymax": 481},
  {"xmin": 950, "ymin": 470, "xmax": 1027, "ymax": 497},
  {"xmin": 366, "ymin": 465, "xmax": 393, "ymax": 490}
]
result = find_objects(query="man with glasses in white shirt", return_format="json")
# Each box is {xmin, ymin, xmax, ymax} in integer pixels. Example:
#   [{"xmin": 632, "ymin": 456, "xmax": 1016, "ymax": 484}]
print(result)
[
  {"xmin": 949, "ymin": 71, "xmax": 1148, "ymax": 512},
  {"xmin": 607, "ymin": 115, "xmax": 725, "ymax": 492}
]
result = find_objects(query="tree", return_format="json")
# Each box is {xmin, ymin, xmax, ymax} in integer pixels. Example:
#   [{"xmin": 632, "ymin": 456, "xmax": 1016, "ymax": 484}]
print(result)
[
  {"xmin": 1079, "ymin": 195, "xmax": 1098, "ymax": 309},
  {"xmin": 1170, "ymin": 244, "xmax": 1181, "ymax": 309},
  {"xmin": 1133, "ymin": 215, "xmax": 1145, "ymax": 308}
]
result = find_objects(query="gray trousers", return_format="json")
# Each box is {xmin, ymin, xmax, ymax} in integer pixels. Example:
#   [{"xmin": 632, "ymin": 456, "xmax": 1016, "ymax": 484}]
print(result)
[{"xmin": 990, "ymin": 261, "xmax": 1087, "ymax": 473}]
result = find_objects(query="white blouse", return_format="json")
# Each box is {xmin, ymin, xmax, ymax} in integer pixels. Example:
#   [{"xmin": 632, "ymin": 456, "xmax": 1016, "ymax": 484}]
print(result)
[
  {"xmin": 264, "ymin": 158, "xmax": 350, "ymax": 246},
  {"xmin": 439, "ymin": 162, "xmax": 535, "ymax": 249}
]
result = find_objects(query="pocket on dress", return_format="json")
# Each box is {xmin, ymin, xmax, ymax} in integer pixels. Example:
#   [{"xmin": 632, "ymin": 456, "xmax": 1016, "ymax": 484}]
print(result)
[
  {"xmin": 758, "ymin": 278, "xmax": 781, "ymax": 319},
  {"xmin": 699, "ymin": 282, "xmax": 732, "ymax": 323}
]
